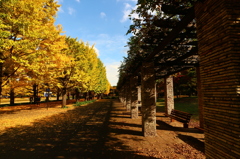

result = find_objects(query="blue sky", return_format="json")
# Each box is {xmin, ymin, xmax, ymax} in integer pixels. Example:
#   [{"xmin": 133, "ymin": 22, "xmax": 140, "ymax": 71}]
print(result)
[{"xmin": 54, "ymin": 0, "xmax": 138, "ymax": 86}]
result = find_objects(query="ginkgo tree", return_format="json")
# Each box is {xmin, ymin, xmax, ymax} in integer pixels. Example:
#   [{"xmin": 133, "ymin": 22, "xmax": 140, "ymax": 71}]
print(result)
[
  {"xmin": 55, "ymin": 37, "xmax": 110, "ymax": 107},
  {"xmin": 3, "ymin": 67, "xmax": 30, "ymax": 105},
  {"xmin": 25, "ymin": 26, "xmax": 66, "ymax": 103},
  {"xmin": 55, "ymin": 37, "xmax": 89, "ymax": 107},
  {"xmin": 0, "ymin": 0, "xmax": 110, "ymax": 105},
  {"xmin": 0, "ymin": 0, "xmax": 62, "ymax": 98},
  {"xmin": 91, "ymin": 58, "xmax": 109, "ymax": 97},
  {"xmin": 82, "ymin": 44, "xmax": 99, "ymax": 95}
]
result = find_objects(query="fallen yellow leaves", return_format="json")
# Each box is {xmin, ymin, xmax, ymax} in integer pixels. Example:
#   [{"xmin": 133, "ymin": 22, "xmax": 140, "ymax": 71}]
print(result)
[{"xmin": 0, "ymin": 100, "xmax": 76, "ymax": 134}]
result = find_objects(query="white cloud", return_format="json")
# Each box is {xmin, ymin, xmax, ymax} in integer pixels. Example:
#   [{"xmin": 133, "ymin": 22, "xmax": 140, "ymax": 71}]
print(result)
[
  {"xmin": 75, "ymin": 0, "xmax": 80, "ymax": 2},
  {"xmin": 68, "ymin": 7, "xmax": 75, "ymax": 15},
  {"xmin": 57, "ymin": 6, "xmax": 64, "ymax": 13},
  {"xmin": 100, "ymin": 12, "xmax": 106, "ymax": 18},
  {"xmin": 93, "ymin": 34, "xmax": 127, "ymax": 52},
  {"xmin": 105, "ymin": 62, "xmax": 121, "ymax": 86},
  {"xmin": 87, "ymin": 34, "xmax": 129, "ymax": 86},
  {"xmin": 93, "ymin": 47, "xmax": 100, "ymax": 56},
  {"xmin": 120, "ymin": 3, "xmax": 131, "ymax": 23},
  {"xmin": 120, "ymin": 3, "xmax": 138, "ymax": 23},
  {"xmin": 125, "ymin": 2, "xmax": 132, "ymax": 9}
]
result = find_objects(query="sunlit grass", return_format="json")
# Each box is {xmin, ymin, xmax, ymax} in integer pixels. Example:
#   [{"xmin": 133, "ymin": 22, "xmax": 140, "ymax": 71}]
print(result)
[
  {"xmin": 74, "ymin": 100, "xmax": 96, "ymax": 106},
  {"xmin": 156, "ymin": 97, "xmax": 199, "ymax": 120}
]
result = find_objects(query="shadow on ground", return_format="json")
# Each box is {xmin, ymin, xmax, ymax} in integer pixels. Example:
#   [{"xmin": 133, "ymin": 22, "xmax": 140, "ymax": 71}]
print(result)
[
  {"xmin": 156, "ymin": 120, "xmax": 204, "ymax": 153},
  {"xmin": 0, "ymin": 99, "xmax": 158, "ymax": 159}
]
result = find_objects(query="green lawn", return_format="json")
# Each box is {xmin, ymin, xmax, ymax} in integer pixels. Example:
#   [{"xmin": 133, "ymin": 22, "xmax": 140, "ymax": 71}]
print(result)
[{"xmin": 156, "ymin": 97, "xmax": 199, "ymax": 120}]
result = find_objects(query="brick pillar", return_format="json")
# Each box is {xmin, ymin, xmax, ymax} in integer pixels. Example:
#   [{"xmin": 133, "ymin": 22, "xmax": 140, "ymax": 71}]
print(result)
[
  {"xmin": 195, "ymin": 0, "xmax": 240, "ymax": 158},
  {"xmin": 131, "ymin": 76, "xmax": 138, "ymax": 119},
  {"xmin": 141, "ymin": 62, "xmax": 156, "ymax": 136},
  {"xmin": 196, "ymin": 66, "xmax": 204, "ymax": 129},
  {"xmin": 164, "ymin": 75, "xmax": 174, "ymax": 115}
]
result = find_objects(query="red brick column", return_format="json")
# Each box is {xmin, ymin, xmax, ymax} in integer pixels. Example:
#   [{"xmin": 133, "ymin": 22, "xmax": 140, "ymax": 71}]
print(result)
[
  {"xmin": 195, "ymin": 0, "xmax": 240, "ymax": 158},
  {"xmin": 141, "ymin": 62, "xmax": 156, "ymax": 136},
  {"xmin": 164, "ymin": 75, "xmax": 174, "ymax": 115},
  {"xmin": 131, "ymin": 76, "xmax": 138, "ymax": 119}
]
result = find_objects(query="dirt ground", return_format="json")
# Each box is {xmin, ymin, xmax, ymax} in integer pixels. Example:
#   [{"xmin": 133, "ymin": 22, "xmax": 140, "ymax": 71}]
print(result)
[{"xmin": 0, "ymin": 99, "xmax": 205, "ymax": 159}]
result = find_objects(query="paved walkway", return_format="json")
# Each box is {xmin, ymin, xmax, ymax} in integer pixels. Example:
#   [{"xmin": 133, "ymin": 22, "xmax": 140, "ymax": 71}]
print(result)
[{"xmin": 0, "ymin": 99, "xmax": 205, "ymax": 159}]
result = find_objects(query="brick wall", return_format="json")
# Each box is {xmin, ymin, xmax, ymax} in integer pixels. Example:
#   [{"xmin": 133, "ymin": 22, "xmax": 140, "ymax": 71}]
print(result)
[{"xmin": 195, "ymin": 0, "xmax": 240, "ymax": 158}]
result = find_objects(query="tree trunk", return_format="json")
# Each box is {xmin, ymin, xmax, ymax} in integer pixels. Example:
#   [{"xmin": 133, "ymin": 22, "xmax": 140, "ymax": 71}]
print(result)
[
  {"xmin": 85, "ymin": 92, "xmax": 89, "ymax": 101},
  {"xmin": 67, "ymin": 92, "xmax": 70, "ymax": 100},
  {"xmin": 75, "ymin": 88, "xmax": 79, "ymax": 102},
  {"xmin": 71, "ymin": 94, "xmax": 74, "ymax": 99},
  {"xmin": 46, "ymin": 87, "xmax": 50, "ymax": 109},
  {"xmin": 98, "ymin": 93, "xmax": 102, "ymax": 99},
  {"xmin": 57, "ymin": 87, "xmax": 60, "ymax": 101},
  {"xmin": 10, "ymin": 88, "xmax": 15, "ymax": 105},
  {"xmin": 33, "ymin": 84, "xmax": 38, "ymax": 103},
  {"xmin": 0, "ymin": 63, "xmax": 3, "ymax": 99},
  {"xmin": 62, "ymin": 87, "xmax": 67, "ymax": 107}
]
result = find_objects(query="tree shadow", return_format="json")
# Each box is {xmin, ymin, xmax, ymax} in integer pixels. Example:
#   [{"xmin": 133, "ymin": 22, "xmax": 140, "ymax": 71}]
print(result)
[
  {"xmin": 0, "ymin": 99, "xmax": 157, "ymax": 159},
  {"xmin": 110, "ymin": 122, "xmax": 142, "ymax": 129},
  {"xmin": 156, "ymin": 120, "xmax": 204, "ymax": 153},
  {"xmin": 177, "ymin": 134, "xmax": 205, "ymax": 153},
  {"xmin": 156, "ymin": 120, "xmax": 203, "ymax": 134},
  {"xmin": 110, "ymin": 115, "xmax": 131, "ymax": 119}
]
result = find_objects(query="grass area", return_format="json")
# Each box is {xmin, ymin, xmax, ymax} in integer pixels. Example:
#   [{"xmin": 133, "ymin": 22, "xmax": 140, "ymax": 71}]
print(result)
[
  {"xmin": 103, "ymin": 96, "xmax": 118, "ymax": 99},
  {"xmin": 74, "ymin": 100, "xmax": 96, "ymax": 106},
  {"xmin": 156, "ymin": 97, "xmax": 199, "ymax": 120}
]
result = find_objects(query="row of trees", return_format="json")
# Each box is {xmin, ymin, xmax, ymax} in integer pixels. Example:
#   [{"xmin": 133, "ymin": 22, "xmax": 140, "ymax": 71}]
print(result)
[
  {"xmin": 117, "ymin": 0, "xmax": 197, "ymax": 95},
  {"xmin": 0, "ymin": 0, "xmax": 110, "ymax": 106}
]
